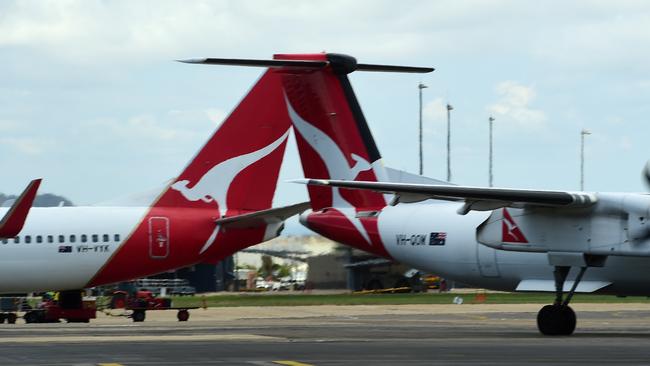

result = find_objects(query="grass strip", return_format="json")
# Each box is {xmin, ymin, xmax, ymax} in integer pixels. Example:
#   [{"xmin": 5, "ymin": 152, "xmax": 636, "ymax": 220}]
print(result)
[{"xmin": 169, "ymin": 292, "xmax": 650, "ymax": 308}]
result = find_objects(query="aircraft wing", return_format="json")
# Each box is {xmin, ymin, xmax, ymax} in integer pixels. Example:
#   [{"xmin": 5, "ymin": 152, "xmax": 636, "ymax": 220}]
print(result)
[
  {"xmin": 293, "ymin": 179, "xmax": 596, "ymax": 214},
  {"xmin": 214, "ymin": 202, "xmax": 311, "ymax": 229},
  {"xmin": 0, "ymin": 179, "xmax": 41, "ymax": 238}
]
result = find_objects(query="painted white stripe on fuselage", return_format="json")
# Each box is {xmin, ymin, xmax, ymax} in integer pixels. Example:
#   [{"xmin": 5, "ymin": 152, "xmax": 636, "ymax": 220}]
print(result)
[{"xmin": 0, "ymin": 207, "xmax": 146, "ymax": 293}]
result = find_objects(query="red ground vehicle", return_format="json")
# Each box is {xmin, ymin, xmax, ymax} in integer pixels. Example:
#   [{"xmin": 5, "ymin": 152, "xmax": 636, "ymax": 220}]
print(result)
[
  {"xmin": 111, "ymin": 290, "xmax": 195, "ymax": 322},
  {"xmin": 24, "ymin": 290, "xmax": 96, "ymax": 323}
]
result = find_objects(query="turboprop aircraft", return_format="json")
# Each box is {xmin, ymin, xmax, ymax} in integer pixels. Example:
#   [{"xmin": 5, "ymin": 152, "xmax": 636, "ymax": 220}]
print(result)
[
  {"xmin": 250, "ymin": 51, "xmax": 646, "ymax": 336},
  {"xmin": 0, "ymin": 65, "xmax": 309, "ymax": 311}
]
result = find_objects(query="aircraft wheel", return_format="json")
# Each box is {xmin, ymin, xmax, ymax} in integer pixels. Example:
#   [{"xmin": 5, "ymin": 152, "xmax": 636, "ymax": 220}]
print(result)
[
  {"xmin": 6, "ymin": 313, "xmax": 16, "ymax": 324},
  {"xmin": 177, "ymin": 309, "xmax": 189, "ymax": 322},
  {"xmin": 132, "ymin": 310, "xmax": 146, "ymax": 322},
  {"xmin": 537, "ymin": 305, "xmax": 576, "ymax": 336}
]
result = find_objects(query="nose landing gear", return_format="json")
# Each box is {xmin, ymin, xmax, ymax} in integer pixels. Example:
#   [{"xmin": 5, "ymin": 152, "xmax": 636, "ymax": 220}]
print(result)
[{"xmin": 537, "ymin": 266, "xmax": 586, "ymax": 336}]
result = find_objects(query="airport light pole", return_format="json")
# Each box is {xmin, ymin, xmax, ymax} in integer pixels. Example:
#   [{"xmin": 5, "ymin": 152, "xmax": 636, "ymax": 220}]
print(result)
[
  {"xmin": 446, "ymin": 103, "xmax": 453, "ymax": 182},
  {"xmin": 489, "ymin": 116, "xmax": 495, "ymax": 187},
  {"xmin": 580, "ymin": 129, "xmax": 591, "ymax": 191},
  {"xmin": 418, "ymin": 83, "xmax": 428, "ymax": 175}
]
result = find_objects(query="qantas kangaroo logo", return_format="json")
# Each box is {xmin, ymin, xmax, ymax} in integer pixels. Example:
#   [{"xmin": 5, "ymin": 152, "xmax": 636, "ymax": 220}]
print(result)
[
  {"xmin": 502, "ymin": 208, "xmax": 528, "ymax": 243},
  {"xmin": 286, "ymin": 96, "xmax": 374, "ymax": 244},
  {"xmin": 171, "ymin": 130, "xmax": 290, "ymax": 253}
]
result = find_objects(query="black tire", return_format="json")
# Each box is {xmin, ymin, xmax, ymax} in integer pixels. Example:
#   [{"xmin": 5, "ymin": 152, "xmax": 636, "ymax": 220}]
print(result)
[
  {"xmin": 537, "ymin": 305, "xmax": 576, "ymax": 336},
  {"xmin": 0, "ymin": 313, "xmax": 6, "ymax": 324},
  {"xmin": 559, "ymin": 306, "xmax": 577, "ymax": 335},
  {"xmin": 24, "ymin": 311, "xmax": 38, "ymax": 324},
  {"xmin": 6, "ymin": 313, "xmax": 16, "ymax": 324},
  {"xmin": 132, "ymin": 310, "xmax": 146, "ymax": 322},
  {"xmin": 177, "ymin": 309, "xmax": 189, "ymax": 322}
]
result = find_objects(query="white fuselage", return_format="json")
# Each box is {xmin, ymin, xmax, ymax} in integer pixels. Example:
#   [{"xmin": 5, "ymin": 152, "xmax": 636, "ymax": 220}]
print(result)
[
  {"xmin": 375, "ymin": 201, "xmax": 650, "ymax": 296},
  {"xmin": 0, "ymin": 207, "xmax": 145, "ymax": 293}
]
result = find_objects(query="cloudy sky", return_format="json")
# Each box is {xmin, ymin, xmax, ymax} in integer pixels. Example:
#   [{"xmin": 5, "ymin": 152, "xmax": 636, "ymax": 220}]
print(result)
[{"xmin": 1, "ymin": 1, "xmax": 649, "ymax": 232}]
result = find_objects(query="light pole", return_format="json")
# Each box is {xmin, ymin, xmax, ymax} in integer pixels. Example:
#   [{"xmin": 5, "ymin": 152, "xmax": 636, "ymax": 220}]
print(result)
[
  {"xmin": 580, "ymin": 129, "xmax": 591, "ymax": 191},
  {"xmin": 446, "ymin": 103, "xmax": 453, "ymax": 182},
  {"xmin": 489, "ymin": 116, "xmax": 495, "ymax": 187},
  {"xmin": 418, "ymin": 83, "xmax": 428, "ymax": 175}
]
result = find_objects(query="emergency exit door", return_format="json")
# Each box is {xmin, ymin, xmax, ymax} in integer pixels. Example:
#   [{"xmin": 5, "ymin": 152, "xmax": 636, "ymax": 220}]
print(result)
[{"xmin": 149, "ymin": 217, "xmax": 170, "ymax": 259}]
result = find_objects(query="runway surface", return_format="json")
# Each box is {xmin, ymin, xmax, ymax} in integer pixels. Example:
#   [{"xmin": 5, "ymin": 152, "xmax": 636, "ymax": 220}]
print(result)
[{"xmin": 1, "ymin": 303, "xmax": 650, "ymax": 365}]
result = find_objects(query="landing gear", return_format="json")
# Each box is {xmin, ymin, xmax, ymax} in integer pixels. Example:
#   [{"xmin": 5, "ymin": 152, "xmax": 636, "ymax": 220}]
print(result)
[
  {"xmin": 537, "ymin": 304, "xmax": 576, "ymax": 335},
  {"xmin": 177, "ymin": 309, "xmax": 189, "ymax": 322},
  {"xmin": 132, "ymin": 309, "xmax": 146, "ymax": 322},
  {"xmin": 537, "ymin": 266, "xmax": 586, "ymax": 336}
]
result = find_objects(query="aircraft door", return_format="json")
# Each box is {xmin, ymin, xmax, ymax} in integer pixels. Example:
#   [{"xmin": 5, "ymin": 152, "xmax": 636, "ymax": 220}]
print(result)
[
  {"xmin": 477, "ymin": 243, "xmax": 500, "ymax": 277},
  {"xmin": 148, "ymin": 217, "xmax": 170, "ymax": 259}
]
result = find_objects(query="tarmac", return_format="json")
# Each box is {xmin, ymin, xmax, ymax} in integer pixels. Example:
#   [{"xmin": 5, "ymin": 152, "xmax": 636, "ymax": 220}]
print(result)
[{"xmin": 1, "ymin": 303, "xmax": 650, "ymax": 365}]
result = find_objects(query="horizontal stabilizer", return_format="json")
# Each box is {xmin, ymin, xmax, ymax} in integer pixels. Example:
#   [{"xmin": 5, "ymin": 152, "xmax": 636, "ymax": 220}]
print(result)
[
  {"xmin": 178, "ymin": 58, "xmax": 328, "ymax": 69},
  {"xmin": 0, "ymin": 179, "xmax": 41, "ymax": 238},
  {"xmin": 516, "ymin": 279, "xmax": 611, "ymax": 293},
  {"xmin": 292, "ymin": 179, "xmax": 597, "ymax": 213},
  {"xmin": 178, "ymin": 54, "xmax": 434, "ymax": 74},
  {"xmin": 214, "ymin": 202, "xmax": 310, "ymax": 229}
]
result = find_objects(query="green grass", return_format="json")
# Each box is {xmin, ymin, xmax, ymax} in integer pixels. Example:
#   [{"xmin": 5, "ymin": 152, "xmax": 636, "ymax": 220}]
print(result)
[{"xmin": 169, "ymin": 292, "xmax": 650, "ymax": 308}]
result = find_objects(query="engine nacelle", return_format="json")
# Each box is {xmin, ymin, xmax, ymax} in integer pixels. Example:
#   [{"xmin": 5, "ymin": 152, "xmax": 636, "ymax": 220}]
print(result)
[{"xmin": 477, "ymin": 193, "xmax": 650, "ymax": 257}]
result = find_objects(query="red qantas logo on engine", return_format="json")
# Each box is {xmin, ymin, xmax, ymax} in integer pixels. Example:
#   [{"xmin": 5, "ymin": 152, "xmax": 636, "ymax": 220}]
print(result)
[{"xmin": 502, "ymin": 208, "xmax": 528, "ymax": 243}]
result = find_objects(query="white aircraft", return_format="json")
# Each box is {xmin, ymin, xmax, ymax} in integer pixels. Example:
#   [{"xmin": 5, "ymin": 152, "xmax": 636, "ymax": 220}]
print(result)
[
  {"xmin": 264, "ymin": 52, "xmax": 646, "ymax": 336},
  {"xmin": 167, "ymin": 52, "xmax": 650, "ymax": 335},
  {"xmin": 1, "ymin": 64, "xmax": 309, "ymax": 320}
]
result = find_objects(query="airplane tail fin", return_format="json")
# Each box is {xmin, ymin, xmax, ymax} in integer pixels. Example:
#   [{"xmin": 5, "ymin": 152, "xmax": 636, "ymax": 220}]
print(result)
[
  {"xmin": 278, "ymin": 53, "xmax": 432, "ymax": 211},
  {"xmin": 175, "ymin": 53, "xmax": 432, "ymax": 258},
  {"xmin": 153, "ymin": 69, "xmax": 291, "ymax": 216}
]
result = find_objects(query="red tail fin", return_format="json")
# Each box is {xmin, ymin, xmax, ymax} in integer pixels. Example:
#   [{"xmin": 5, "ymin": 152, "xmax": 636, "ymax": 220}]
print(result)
[
  {"xmin": 280, "ymin": 53, "xmax": 388, "ymax": 212},
  {"xmin": 155, "ymin": 70, "xmax": 291, "ymax": 215}
]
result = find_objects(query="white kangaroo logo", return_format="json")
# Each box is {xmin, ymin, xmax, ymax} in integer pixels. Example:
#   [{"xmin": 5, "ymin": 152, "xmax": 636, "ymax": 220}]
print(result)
[
  {"xmin": 172, "ymin": 130, "xmax": 290, "ymax": 253},
  {"xmin": 286, "ymin": 95, "xmax": 374, "ymax": 244}
]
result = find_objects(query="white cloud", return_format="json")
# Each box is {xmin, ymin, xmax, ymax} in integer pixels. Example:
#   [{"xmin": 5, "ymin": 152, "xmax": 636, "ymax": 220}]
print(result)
[
  {"xmin": 89, "ymin": 108, "xmax": 217, "ymax": 144},
  {"xmin": 0, "ymin": 120, "xmax": 19, "ymax": 132},
  {"xmin": 487, "ymin": 81, "xmax": 545, "ymax": 128},
  {"xmin": 204, "ymin": 108, "xmax": 227, "ymax": 124},
  {"xmin": 619, "ymin": 136, "xmax": 633, "ymax": 151},
  {"xmin": 422, "ymin": 98, "xmax": 448, "ymax": 135},
  {"xmin": 0, "ymin": 137, "xmax": 50, "ymax": 155}
]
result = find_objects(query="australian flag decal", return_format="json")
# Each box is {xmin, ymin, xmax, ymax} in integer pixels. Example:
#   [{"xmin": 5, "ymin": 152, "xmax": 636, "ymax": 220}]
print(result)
[
  {"xmin": 58, "ymin": 245, "xmax": 72, "ymax": 253},
  {"xmin": 429, "ymin": 232, "xmax": 447, "ymax": 246}
]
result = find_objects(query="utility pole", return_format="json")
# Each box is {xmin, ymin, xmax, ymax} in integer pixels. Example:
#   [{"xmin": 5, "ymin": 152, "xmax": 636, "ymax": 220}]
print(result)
[
  {"xmin": 418, "ymin": 83, "xmax": 427, "ymax": 175},
  {"xmin": 489, "ymin": 116, "xmax": 495, "ymax": 187},
  {"xmin": 580, "ymin": 129, "xmax": 591, "ymax": 191},
  {"xmin": 446, "ymin": 103, "xmax": 453, "ymax": 181}
]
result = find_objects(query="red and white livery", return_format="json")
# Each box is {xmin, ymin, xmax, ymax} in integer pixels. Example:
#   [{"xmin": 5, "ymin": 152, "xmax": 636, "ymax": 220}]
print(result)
[{"xmin": 2, "ymin": 66, "xmax": 307, "ymax": 293}]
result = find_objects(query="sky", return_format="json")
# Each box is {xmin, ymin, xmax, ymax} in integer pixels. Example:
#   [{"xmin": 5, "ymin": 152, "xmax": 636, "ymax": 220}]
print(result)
[{"xmin": 1, "ymin": 1, "xmax": 649, "ymax": 233}]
